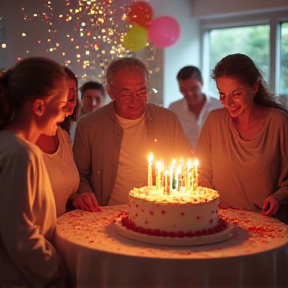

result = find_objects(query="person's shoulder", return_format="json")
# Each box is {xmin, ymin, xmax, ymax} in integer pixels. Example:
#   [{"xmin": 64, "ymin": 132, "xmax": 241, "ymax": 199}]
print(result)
[
  {"xmin": 207, "ymin": 95, "xmax": 223, "ymax": 108},
  {"xmin": 201, "ymin": 109, "xmax": 227, "ymax": 134},
  {"xmin": 168, "ymin": 98, "xmax": 185, "ymax": 109},
  {"xmin": 78, "ymin": 103, "xmax": 110, "ymax": 126},
  {"xmin": 269, "ymin": 108, "xmax": 288, "ymax": 124},
  {"xmin": 148, "ymin": 103, "xmax": 178, "ymax": 118},
  {"xmin": 208, "ymin": 107, "xmax": 227, "ymax": 118},
  {"xmin": 58, "ymin": 127, "xmax": 72, "ymax": 144},
  {"xmin": 0, "ymin": 131, "xmax": 40, "ymax": 162},
  {"xmin": 58, "ymin": 126, "xmax": 69, "ymax": 137},
  {"xmin": 270, "ymin": 107, "xmax": 288, "ymax": 118}
]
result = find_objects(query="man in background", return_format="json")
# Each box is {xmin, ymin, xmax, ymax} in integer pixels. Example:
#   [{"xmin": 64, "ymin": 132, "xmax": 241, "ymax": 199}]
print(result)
[
  {"xmin": 169, "ymin": 66, "xmax": 223, "ymax": 149},
  {"xmin": 70, "ymin": 81, "xmax": 106, "ymax": 144},
  {"xmin": 79, "ymin": 81, "xmax": 106, "ymax": 116}
]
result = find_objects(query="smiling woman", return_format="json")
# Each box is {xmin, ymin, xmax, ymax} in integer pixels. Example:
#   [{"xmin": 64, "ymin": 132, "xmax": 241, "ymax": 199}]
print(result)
[
  {"xmin": 0, "ymin": 57, "xmax": 68, "ymax": 287},
  {"xmin": 196, "ymin": 53, "xmax": 288, "ymax": 223},
  {"xmin": 36, "ymin": 66, "xmax": 80, "ymax": 218}
]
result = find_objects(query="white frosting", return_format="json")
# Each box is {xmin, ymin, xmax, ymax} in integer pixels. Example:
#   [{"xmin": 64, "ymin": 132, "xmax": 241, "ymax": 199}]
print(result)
[{"xmin": 128, "ymin": 186, "xmax": 219, "ymax": 233}]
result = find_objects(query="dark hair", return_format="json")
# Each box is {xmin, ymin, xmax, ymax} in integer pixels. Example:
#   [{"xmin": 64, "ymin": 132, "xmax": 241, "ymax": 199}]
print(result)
[
  {"xmin": 0, "ymin": 57, "xmax": 66, "ymax": 130},
  {"xmin": 212, "ymin": 53, "xmax": 287, "ymax": 113},
  {"xmin": 60, "ymin": 67, "xmax": 79, "ymax": 133},
  {"xmin": 177, "ymin": 66, "xmax": 203, "ymax": 84},
  {"xmin": 79, "ymin": 81, "xmax": 105, "ymax": 99},
  {"xmin": 106, "ymin": 57, "xmax": 149, "ymax": 88}
]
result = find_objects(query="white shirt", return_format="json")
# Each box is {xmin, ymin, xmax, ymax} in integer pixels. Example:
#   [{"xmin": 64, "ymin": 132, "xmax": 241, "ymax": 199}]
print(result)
[
  {"xmin": 168, "ymin": 95, "xmax": 223, "ymax": 149},
  {"xmin": 108, "ymin": 113, "xmax": 148, "ymax": 205},
  {"xmin": 42, "ymin": 128, "xmax": 79, "ymax": 217},
  {"xmin": 70, "ymin": 121, "xmax": 77, "ymax": 145},
  {"xmin": 0, "ymin": 131, "xmax": 60, "ymax": 285}
]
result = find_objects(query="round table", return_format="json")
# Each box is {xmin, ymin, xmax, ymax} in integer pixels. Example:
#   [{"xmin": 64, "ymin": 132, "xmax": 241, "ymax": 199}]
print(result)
[{"xmin": 54, "ymin": 205, "xmax": 288, "ymax": 288}]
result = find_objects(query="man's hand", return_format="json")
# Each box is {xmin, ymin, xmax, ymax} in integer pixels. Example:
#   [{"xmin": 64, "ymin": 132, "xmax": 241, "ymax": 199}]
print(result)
[
  {"xmin": 72, "ymin": 193, "xmax": 102, "ymax": 212},
  {"xmin": 262, "ymin": 195, "xmax": 281, "ymax": 216}
]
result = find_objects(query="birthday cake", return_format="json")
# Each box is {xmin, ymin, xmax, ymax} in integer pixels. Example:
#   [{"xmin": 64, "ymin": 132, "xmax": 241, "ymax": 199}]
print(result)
[
  {"xmin": 115, "ymin": 157, "xmax": 231, "ymax": 245},
  {"xmin": 119, "ymin": 186, "xmax": 226, "ymax": 238}
]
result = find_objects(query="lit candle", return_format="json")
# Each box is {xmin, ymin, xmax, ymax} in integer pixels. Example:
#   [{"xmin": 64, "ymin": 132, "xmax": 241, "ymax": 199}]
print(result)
[
  {"xmin": 156, "ymin": 161, "xmax": 162, "ymax": 190},
  {"xmin": 172, "ymin": 171, "xmax": 178, "ymax": 190},
  {"xmin": 178, "ymin": 159, "xmax": 183, "ymax": 189},
  {"xmin": 147, "ymin": 153, "xmax": 153, "ymax": 188},
  {"xmin": 186, "ymin": 159, "xmax": 191, "ymax": 191},
  {"xmin": 170, "ymin": 159, "xmax": 175, "ymax": 190},
  {"xmin": 164, "ymin": 170, "xmax": 170, "ymax": 194},
  {"xmin": 176, "ymin": 165, "xmax": 182, "ymax": 191},
  {"xmin": 183, "ymin": 170, "xmax": 186, "ymax": 188},
  {"xmin": 194, "ymin": 158, "xmax": 199, "ymax": 191}
]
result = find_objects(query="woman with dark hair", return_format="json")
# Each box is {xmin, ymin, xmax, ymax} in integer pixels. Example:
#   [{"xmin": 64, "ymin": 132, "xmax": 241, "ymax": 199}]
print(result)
[
  {"xmin": 196, "ymin": 53, "xmax": 288, "ymax": 222},
  {"xmin": 60, "ymin": 67, "xmax": 79, "ymax": 133},
  {"xmin": 0, "ymin": 57, "xmax": 69, "ymax": 287},
  {"xmin": 36, "ymin": 66, "xmax": 80, "ymax": 217}
]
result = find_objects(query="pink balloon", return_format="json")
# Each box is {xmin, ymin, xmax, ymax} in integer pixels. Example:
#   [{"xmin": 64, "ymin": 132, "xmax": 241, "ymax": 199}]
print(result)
[{"xmin": 148, "ymin": 16, "xmax": 181, "ymax": 48}]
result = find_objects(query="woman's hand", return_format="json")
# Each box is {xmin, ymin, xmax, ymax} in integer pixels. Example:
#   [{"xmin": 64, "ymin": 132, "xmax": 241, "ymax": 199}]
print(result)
[
  {"xmin": 72, "ymin": 193, "xmax": 102, "ymax": 212},
  {"xmin": 262, "ymin": 195, "xmax": 281, "ymax": 216}
]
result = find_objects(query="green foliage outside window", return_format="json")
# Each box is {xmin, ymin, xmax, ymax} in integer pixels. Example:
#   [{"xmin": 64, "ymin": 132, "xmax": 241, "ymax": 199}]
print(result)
[
  {"xmin": 280, "ymin": 22, "xmax": 288, "ymax": 95},
  {"xmin": 209, "ymin": 25, "xmax": 270, "ymax": 97}
]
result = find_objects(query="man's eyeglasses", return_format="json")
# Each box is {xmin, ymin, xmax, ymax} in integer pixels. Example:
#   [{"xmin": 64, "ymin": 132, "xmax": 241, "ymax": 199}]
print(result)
[{"xmin": 118, "ymin": 88, "xmax": 148, "ymax": 98}]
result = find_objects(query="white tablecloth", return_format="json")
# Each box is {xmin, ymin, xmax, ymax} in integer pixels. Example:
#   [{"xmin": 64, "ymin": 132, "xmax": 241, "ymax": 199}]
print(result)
[{"xmin": 54, "ymin": 205, "xmax": 288, "ymax": 288}]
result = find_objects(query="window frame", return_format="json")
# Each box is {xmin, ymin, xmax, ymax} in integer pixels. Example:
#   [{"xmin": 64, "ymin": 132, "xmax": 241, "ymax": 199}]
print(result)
[{"xmin": 199, "ymin": 10, "xmax": 288, "ymax": 95}]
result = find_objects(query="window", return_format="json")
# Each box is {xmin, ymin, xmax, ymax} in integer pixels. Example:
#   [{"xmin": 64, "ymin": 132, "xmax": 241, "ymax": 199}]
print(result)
[
  {"xmin": 280, "ymin": 22, "xmax": 288, "ymax": 95},
  {"xmin": 209, "ymin": 25, "xmax": 270, "ymax": 96},
  {"xmin": 200, "ymin": 10, "xmax": 288, "ymax": 103}
]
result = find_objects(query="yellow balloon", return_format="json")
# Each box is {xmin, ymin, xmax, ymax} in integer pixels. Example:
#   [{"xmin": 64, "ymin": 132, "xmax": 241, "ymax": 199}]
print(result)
[{"xmin": 123, "ymin": 25, "xmax": 148, "ymax": 52}]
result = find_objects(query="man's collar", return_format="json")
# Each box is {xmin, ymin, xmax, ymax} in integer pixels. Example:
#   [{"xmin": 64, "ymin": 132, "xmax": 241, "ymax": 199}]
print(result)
[{"xmin": 109, "ymin": 101, "xmax": 153, "ymax": 123}]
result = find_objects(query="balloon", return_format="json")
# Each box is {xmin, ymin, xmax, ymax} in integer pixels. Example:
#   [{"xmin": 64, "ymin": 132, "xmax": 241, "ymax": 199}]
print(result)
[
  {"xmin": 148, "ymin": 16, "xmax": 181, "ymax": 48},
  {"xmin": 123, "ymin": 25, "xmax": 148, "ymax": 52},
  {"xmin": 126, "ymin": 1, "xmax": 153, "ymax": 28}
]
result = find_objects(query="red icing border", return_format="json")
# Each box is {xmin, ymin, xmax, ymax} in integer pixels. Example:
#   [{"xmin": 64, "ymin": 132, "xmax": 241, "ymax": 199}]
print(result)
[{"xmin": 116, "ymin": 212, "xmax": 227, "ymax": 238}]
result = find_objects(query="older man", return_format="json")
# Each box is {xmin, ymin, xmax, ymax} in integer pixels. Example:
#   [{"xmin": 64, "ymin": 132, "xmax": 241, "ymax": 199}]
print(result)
[{"xmin": 73, "ymin": 58, "xmax": 192, "ymax": 210}]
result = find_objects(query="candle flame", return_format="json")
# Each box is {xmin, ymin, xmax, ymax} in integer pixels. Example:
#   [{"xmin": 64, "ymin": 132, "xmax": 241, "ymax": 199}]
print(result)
[
  {"xmin": 148, "ymin": 153, "xmax": 153, "ymax": 162},
  {"xmin": 194, "ymin": 158, "xmax": 199, "ymax": 166},
  {"xmin": 156, "ymin": 161, "xmax": 162, "ymax": 170}
]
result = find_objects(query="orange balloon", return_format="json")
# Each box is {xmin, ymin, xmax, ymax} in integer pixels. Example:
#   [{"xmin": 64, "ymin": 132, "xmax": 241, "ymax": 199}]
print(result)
[{"xmin": 127, "ymin": 1, "xmax": 153, "ymax": 28}]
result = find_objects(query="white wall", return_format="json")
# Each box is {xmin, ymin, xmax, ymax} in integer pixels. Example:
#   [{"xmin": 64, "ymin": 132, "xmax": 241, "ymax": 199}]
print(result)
[
  {"xmin": 150, "ymin": 0, "xmax": 200, "ymax": 107},
  {"xmin": 191, "ymin": 0, "xmax": 288, "ymax": 19},
  {"xmin": 0, "ymin": 0, "xmax": 77, "ymax": 70}
]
